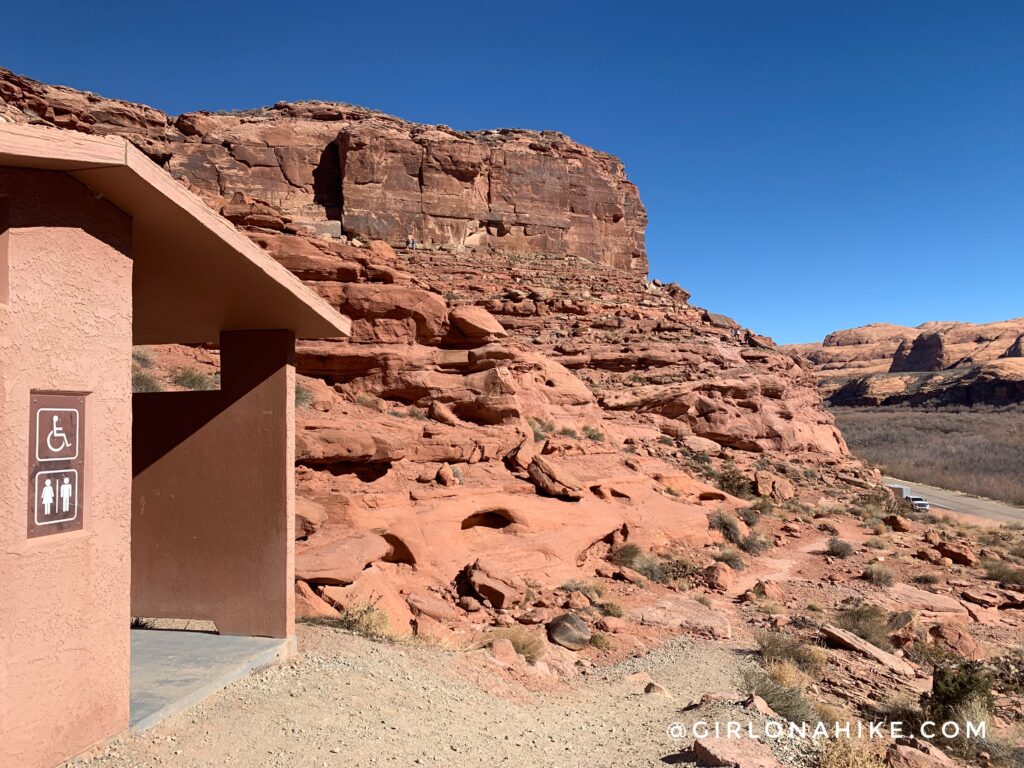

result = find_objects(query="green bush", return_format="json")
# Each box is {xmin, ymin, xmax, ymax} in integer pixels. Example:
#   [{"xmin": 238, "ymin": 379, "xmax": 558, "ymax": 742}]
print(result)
[
  {"xmin": 984, "ymin": 560, "xmax": 1024, "ymax": 586},
  {"xmin": 737, "ymin": 507, "xmax": 760, "ymax": 528},
  {"xmin": 597, "ymin": 601, "xmax": 624, "ymax": 618},
  {"xmin": 924, "ymin": 661, "xmax": 994, "ymax": 723},
  {"xmin": 755, "ymin": 630, "xmax": 828, "ymax": 675},
  {"xmin": 912, "ymin": 572, "xmax": 941, "ymax": 586},
  {"xmin": 485, "ymin": 627, "xmax": 545, "ymax": 664},
  {"xmin": 131, "ymin": 348, "xmax": 153, "ymax": 368},
  {"xmin": 716, "ymin": 462, "xmax": 752, "ymax": 498},
  {"xmin": 714, "ymin": 547, "xmax": 745, "ymax": 571},
  {"xmin": 827, "ymin": 538, "xmax": 855, "ymax": 559},
  {"xmin": 836, "ymin": 603, "xmax": 894, "ymax": 651},
  {"xmin": 171, "ymin": 367, "xmax": 215, "ymax": 391},
  {"xmin": 583, "ymin": 426, "xmax": 605, "ymax": 442},
  {"xmin": 558, "ymin": 426, "xmax": 579, "ymax": 439},
  {"xmin": 862, "ymin": 563, "xmax": 896, "ymax": 586},
  {"xmin": 709, "ymin": 511, "xmax": 743, "ymax": 545},
  {"xmin": 740, "ymin": 665, "xmax": 819, "ymax": 724},
  {"xmin": 132, "ymin": 370, "xmax": 163, "ymax": 393},
  {"xmin": 295, "ymin": 382, "xmax": 313, "ymax": 408},
  {"xmin": 527, "ymin": 417, "xmax": 555, "ymax": 442},
  {"xmin": 740, "ymin": 532, "xmax": 773, "ymax": 555},
  {"xmin": 609, "ymin": 543, "xmax": 642, "ymax": 568},
  {"xmin": 589, "ymin": 632, "xmax": 612, "ymax": 650}
]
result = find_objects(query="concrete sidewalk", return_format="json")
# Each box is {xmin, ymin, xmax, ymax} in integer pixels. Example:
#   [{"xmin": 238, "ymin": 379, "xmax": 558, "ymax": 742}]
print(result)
[{"xmin": 130, "ymin": 629, "xmax": 290, "ymax": 731}]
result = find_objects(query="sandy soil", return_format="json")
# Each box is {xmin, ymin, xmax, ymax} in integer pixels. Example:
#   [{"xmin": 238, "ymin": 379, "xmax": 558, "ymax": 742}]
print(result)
[{"xmin": 68, "ymin": 627, "xmax": 758, "ymax": 768}]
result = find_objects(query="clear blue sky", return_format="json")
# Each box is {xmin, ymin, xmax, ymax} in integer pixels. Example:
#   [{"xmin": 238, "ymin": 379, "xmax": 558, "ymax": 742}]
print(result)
[{"xmin": 6, "ymin": 1, "xmax": 1022, "ymax": 343}]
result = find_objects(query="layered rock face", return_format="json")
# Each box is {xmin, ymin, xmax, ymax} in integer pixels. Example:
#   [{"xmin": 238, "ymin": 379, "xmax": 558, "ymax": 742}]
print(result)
[
  {"xmin": 784, "ymin": 319, "xmax": 1024, "ymax": 406},
  {"xmin": 0, "ymin": 68, "xmax": 646, "ymax": 271},
  {"xmin": 3, "ymin": 69, "xmax": 879, "ymax": 637}
]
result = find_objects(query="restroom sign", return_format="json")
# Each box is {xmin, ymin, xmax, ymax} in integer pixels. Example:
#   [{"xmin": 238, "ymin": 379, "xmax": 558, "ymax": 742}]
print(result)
[{"xmin": 28, "ymin": 393, "xmax": 85, "ymax": 538}]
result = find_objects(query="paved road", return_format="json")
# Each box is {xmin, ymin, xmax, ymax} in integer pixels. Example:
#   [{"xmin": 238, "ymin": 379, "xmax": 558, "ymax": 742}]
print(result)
[{"xmin": 884, "ymin": 476, "xmax": 1024, "ymax": 524}]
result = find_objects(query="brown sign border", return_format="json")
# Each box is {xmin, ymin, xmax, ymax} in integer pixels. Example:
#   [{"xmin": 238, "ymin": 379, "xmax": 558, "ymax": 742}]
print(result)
[{"xmin": 28, "ymin": 392, "xmax": 86, "ymax": 538}]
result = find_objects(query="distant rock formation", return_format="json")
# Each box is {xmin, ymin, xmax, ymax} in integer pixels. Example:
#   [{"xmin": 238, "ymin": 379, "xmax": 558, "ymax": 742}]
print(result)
[{"xmin": 784, "ymin": 318, "xmax": 1024, "ymax": 406}]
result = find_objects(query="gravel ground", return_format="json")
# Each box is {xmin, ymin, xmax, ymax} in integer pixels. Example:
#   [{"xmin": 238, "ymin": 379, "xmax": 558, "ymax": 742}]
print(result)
[{"xmin": 68, "ymin": 625, "xmax": 756, "ymax": 768}]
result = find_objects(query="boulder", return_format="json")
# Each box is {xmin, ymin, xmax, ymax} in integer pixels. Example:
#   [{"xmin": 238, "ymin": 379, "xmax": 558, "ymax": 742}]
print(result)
[
  {"xmin": 546, "ymin": 613, "xmax": 592, "ymax": 651},
  {"xmin": 448, "ymin": 306, "xmax": 508, "ymax": 340},
  {"xmin": 927, "ymin": 624, "xmax": 987, "ymax": 661},
  {"xmin": 705, "ymin": 562, "xmax": 735, "ymax": 592},
  {"xmin": 490, "ymin": 637, "xmax": 520, "ymax": 666},
  {"xmin": 821, "ymin": 623, "xmax": 916, "ymax": 677},
  {"xmin": 753, "ymin": 580, "xmax": 786, "ymax": 603},
  {"xmin": 885, "ymin": 738, "xmax": 955, "ymax": 767},
  {"xmin": 294, "ymin": 581, "xmax": 340, "ymax": 620},
  {"xmin": 526, "ymin": 455, "xmax": 584, "ymax": 500},
  {"xmin": 885, "ymin": 514, "xmax": 913, "ymax": 532},
  {"xmin": 464, "ymin": 560, "xmax": 524, "ymax": 610},
  {"xmin": 295, "ymin": 497, "xmax": 327, "ymax": 539},
  {"xmin": 935, "ymin": 542, "xmax": 978, "ymax": 566},
  {"xmin": 692, "ymin": 737, "xmax": 782, "ymax": 768},
  {"xmin": 295, "ymin": 532, "xmax": 390, "ymax": 585}
]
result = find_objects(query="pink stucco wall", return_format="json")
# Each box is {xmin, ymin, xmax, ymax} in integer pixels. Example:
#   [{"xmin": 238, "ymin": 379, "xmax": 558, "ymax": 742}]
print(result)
[
  {"xmin": 132, "ymin": 330, "xmax": 296, "ymax": 639},
  {"xmin": 0, "ymin": 169, "xmax": 133, "ymax": 767}
]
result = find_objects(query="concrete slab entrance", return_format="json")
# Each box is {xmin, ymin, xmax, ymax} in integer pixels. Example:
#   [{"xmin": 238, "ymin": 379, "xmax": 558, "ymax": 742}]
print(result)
[{"xmin": 130, "ymin": 630, "xmax": 290, "ymax": 731}]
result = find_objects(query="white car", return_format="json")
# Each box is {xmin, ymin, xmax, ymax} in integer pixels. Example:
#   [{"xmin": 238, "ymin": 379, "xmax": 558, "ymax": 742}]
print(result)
[{"xmin": 906, "ymin": 495, "xmax": 931, "ymax": 512}]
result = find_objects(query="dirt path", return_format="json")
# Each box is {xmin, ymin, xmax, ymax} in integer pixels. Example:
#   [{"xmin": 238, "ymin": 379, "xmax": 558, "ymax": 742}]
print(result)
[{"xmin": 73, "ymin": 626, "xmax": 748, "ymax": 768}]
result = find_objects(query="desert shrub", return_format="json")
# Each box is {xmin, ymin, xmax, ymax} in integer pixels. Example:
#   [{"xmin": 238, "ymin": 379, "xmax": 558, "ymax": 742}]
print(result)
[
  {"xmin": 131, "ymin": 347, "xmax": 153, "ymax": 368},
  {"xmin": 582, "ymin": 426, "xmax": 605, "ymax": 442},
  {"xmin": 708, "ymin": 511, "xmax": 743, "ymax": 545},
  {"xmin": 132, "ymin": 370, "xmax": 163, "ymax": 393},
  {"xmin": 632, "ymin": 555, "xmax": 668, "ymax": 583},
  {"xmin": 657, "ymin": 435, "xmax": 674, "ymax": 446},
  {"xmin": 695, "ymin": 595, "xmax": 712, "ymax": 608},
  {"xmin": 749, "ymin": 497, "xmax": 775, "ymax": 515},
  {"xmin": 806, "ymin": 602, "xmax": 823, "ymax": 612},
  {"xmin": 597, "ymin": 601, "xmax": 623, "ymax": 618},
  {"xmin": 817, "ymin": 738, "xmax": 885, "ymax": 768},
  {"xmin": 827, "ymin": 538, "xmax": 855, "ymax": 559},
  {"xmin": 558, "ymin": 580, "xmax": 604, "ymax": 602},
  {"xmin": 905, "ymin": 636, "xmax": 954, "ymax": 670},
  {"xmin": 740, "ymin": 663, "xmax": 819, "ymax": 724},
  {"xmin": 485, "ymin": 627, "xmax": 545, "ymax": 664},
  {"xmin": 874, "ymin": 694, "xmax": 927, "ymax": 730},
  {"xmin": 660, "ymin": 557, "xmax": 700, "ymax": 585},
  {"xmin": 557, "ymin": 426, "xmax": 579, "ymax": 439},
  {"xmin": 622, "ymin": 444, "xmax": 638, "ymax": 455},
  {"xmin": 303, "ymin": 600, "xmax": 392, "ymax": 641},
  {"xmin": 740, "ymin": 532, "xmax": 773, "ymax": 555},
  {"xmin": 864, "ymin": 536, "xmax": 887, "ymax": 550},
  {"xmin": 755, "ymin": 630, "xmax": 828, "ymax": 675},
  {"xmin": 871, "ymin": 523, "xmax": 888, "ymax": 536},
  {"xmin": 924, "ymin": 660, "xmax": 995, "ymax": 723},
  {"xmin": 716, "ymin": 462, "xmax": 752, "ymax": 498},
  {"xmin": 295, "ymin": 382, "xmax": 313, "ymax": 408},
  {"xmin": 663, "ymin": 486, "xmax": 680, "ymax": 497},
  {"xmin": 836, "ymin": 603, "xmax": 894, "ymax": 651},
  {"xmin": 832, "ymin": 406, "xmax": 1024, "ymax": 506},
  {"xmin": 862, "ymin": 563, "xmax": 896, "ymax": 586},
  {"xmin": 527, "ymin": 417, "xmax": 555, "ymax": 442},
  {"xmin": 714, "ymin": 547, "xmax": 745, "ymax": 571},
  {"xmin": 737, "ymin": 507, "xmax": 760, "ymax": 528},
  {"xmin": 984, "ymin": 560, "xmax": 1024, "ymax": 586},
  {"xmin": 609, "ymin": 544, "xmax": 642, "ymax": 568},
  {"xmin": 171, "ymin": 367, "xmax": 215, "ymax": 391},
  {"xmin": 589, "ymin": 632, "xmax": 611, "ymax": 650},
  {"xmin": 913, "ymin": 572, "xmax": 941, "ymax": 586}
]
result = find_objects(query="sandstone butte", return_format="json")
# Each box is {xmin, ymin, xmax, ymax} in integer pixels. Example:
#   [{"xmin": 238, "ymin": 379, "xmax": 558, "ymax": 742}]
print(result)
[
  {"xmin": 783, "ymin": 319, "xmax": 1024, "ymax": 407},
  {"xmin": 0, "ymin": 68, "xmax": 879, "ymax": 635}
]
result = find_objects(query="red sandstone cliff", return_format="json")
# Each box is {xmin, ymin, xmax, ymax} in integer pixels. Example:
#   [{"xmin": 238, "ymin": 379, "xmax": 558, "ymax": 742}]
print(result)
[{"xmin": 1, "ymin": 68, "xmax": 879, "ymax": 634}]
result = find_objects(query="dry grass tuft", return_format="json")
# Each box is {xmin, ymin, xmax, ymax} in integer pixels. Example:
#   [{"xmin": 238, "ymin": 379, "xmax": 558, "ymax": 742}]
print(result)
[{"xmin": 484, "ymin": 626, "xmax": 546, "ymax": 664}]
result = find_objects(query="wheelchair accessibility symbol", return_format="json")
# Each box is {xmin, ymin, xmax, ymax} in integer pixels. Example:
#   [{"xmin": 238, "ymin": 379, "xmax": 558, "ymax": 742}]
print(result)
[{"xmin": 35, "ymin": 407, "xmax": 79, "ymax": 461}]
